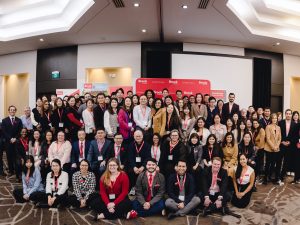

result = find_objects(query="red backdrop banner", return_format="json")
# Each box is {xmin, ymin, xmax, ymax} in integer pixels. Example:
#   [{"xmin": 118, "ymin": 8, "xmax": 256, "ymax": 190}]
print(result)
[{"xmin": 136, "ymin": 78, "xmax": 211, "ymax": 99}]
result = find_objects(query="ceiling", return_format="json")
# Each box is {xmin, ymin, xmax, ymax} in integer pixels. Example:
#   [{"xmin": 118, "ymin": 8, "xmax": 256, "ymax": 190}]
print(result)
[{"xmin": 1, "ymin": 0, "xmax": 300, "ymax": 56}]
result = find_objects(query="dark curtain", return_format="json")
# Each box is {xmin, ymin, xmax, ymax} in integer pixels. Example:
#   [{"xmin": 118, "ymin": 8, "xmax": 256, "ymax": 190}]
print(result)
[{"xmin": 252, "ymin": 57, "xmax": 271, "ymax": 108}]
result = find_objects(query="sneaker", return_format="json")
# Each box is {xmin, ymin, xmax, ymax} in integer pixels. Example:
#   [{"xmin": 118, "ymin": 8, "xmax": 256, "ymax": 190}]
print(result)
[
  {"xmin": 49, "ymin": 208, "xmax": 58, "ymax": 212},
  {"xmin": 296, "ymin": 180, "xmax": 300, "ymax": 184},
  {"xmin": 287, "ymin": 172, "xmax": 291, "ymax": 176},
  {"xmin": 291, "ymin": 172, "xmax": 295, "ymax": 177},
  {"xmin": 127, "ymin": 210, "xmax": 138, "ymax": 219},
  {"xmin": 162, "ymin": 209, "xmax": 166, "ymax": 216},
  {"xmin": 129, "ymin": 188, "xmax": 135, "ymax": 196},
  {"xmin": 277, "ymin": 180, "xmax": 284, "ymax": 186}
]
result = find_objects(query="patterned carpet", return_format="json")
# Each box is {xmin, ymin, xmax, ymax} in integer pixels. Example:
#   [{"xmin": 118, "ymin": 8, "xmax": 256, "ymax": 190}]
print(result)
[{"xmin": 1, "ymin": 173, "xmax": 300, "ymax": 225}]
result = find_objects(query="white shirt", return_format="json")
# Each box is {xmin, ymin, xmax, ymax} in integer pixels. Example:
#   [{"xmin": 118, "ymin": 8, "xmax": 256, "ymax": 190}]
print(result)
[
  {"xmin": 133, "ymin": 105, "xmax": 152, "ymax": 129},
  {"xmin": 82, "ymin": 109, "xmax": 95, "ymax": 134}
]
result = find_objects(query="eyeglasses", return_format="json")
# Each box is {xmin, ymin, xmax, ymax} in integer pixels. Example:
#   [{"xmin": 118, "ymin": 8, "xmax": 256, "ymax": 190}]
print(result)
[{"xmin": 109, "ymin": 164, "xmax": 118, "ymax": 167}]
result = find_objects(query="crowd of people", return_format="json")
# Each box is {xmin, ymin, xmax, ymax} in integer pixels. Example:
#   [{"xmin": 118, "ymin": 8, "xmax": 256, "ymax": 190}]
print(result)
[{"xmin": 0, "ymin": 88, "xmax": 300, "ymax": 220}]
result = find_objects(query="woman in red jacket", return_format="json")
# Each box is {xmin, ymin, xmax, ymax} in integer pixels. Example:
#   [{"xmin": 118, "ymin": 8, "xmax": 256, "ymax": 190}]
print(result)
[
  {"xmin": 66, "ymin": 96, "xmax": 83, "ymax": 141},
  {"xmin": 91, "ymin": 158, "xmax": 132, "ymax": 220}
]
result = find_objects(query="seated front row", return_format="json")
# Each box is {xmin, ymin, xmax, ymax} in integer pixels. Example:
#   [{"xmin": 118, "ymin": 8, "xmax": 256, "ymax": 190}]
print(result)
[{"xmin": 13, "ymin": 154, "xmax": 254, "ymax": 219}]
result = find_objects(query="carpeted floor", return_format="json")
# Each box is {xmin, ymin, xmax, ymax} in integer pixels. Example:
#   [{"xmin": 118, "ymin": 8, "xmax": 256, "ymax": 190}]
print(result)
[{"xmin": 1, "ymin": 174, "xmax": 300, "ymax": 225}]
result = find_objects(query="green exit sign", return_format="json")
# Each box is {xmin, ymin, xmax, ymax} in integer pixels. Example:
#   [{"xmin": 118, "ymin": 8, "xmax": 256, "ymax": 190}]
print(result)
[{"xmin": 51, "ymin": 71, "xmax": 60, "ymax": 79}]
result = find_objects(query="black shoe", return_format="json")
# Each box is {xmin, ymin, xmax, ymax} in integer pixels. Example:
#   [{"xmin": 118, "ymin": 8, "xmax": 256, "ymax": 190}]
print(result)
[
  {"xmin": 167, "ymin": 213, "xmax": 176, "ymax": 220},
  {"xmin": 263, "ymin": 179, "xmax": 268, "ymax": 185},
  {"xmin": 221, "ymin": 207, "xmax": 230, "ymax": 216},
  {"xmin": 252, "ymin": 186, "xmax": 257, "ymax": 192},
  {"xmin": 203, "ymin": 207, "xmax": 211, "ymax": 217}
]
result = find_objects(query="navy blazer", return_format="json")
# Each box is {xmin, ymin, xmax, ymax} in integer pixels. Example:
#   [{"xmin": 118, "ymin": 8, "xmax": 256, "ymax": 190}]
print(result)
[
  {"xmin": 71, "ymin": 140, "xmax": 91, "ymax": 164},
  {"xmin": 106, "ymin": 143, "xmax": 128, "ymax": 170},
  {"xmin": 2, "ymin": 117, "xmax": 23, "ymax": 142},
  {"xmin": 128, "ymin": 141, "xmax": 151, "ymax": 169},
  {"xmin": 87, "ymin": 139, "xmax": 111, "ymax": 171},
  {"xmin": 279, "ymin": 120, "xmax": 297, "ymax": 144},
  {"xmin": 222, "ymin": 102, "xmax": 239, "ymax": 122},
  {"xmin": 167, "ymin": 172, "xmax": 196, "ymax": 205}
]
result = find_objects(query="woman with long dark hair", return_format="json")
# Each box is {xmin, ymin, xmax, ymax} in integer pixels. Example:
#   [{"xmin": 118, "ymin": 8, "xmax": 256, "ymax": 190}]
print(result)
[
  {"xmin": 189, "ymin": 117, "xmax": 210, "ymax": 146},
  {"xmin": 236, "ymin": 120, "xmax": 247, "ymax": 144},
  {"xmin": 66, "ymin": 96, "xmax": 84, "ymax": 141},
  {"xmin": 222, "ymin": 132, "xmax": 238, "ymax": 176},
  {"xmin": 150, "ymin": 133, "xmax": 162, "ymax": 168},
  {"xmin": 164, "ymin": 104, "xmax": 182, "ymax": 140},
  {"xmin": 238, "ymin": 132, "xmax": 256, "ymax": 167},
  {"xmin": 118, "ymin": 97, "xmax": 135, "ymax": 145},
  {"xmin": 13, "ymin": 155, "xmax": 45, "ymax": 203},
  {"xmin": 15, "ymin": 128, "xmax": 29, "ymax": 182},
  {"xmin": 151, "ymin": 98, "xmax": 166, "ymax": 137},
  {"xmin": 181, "ymin": 104, "xmax": 195, "ymax": 143},
  {"xmin": 40, "ymin": 130, "xmax": 53, "ymax": 183},
  {"xmin": 231, "ymin": 153, "xmax": 255, "ymax": 208},
  {"xmin": 82, "ymin": 99, "xmax": 96, "ymax": 141},
  {"xmin": 191, "ymin": 93, "xmax": 207, "ymax": 119},
  {"xmin": 186, "ymin": 133, "xmax": 204, "ymax": 174},
  {"xmin": 209, "ymin": 114, "xmax": 227, "ymax": 144},
  {"xmin": 28, "ymin": 130, "xmax": 42, "ymax": 168},
  {"xmin": 202, "ymin": 134, "xmax": 223, "ymax": 167},
  {"xmin": 51, "ymin": 97, "xmax": 68, "ymax": 134},
  {"xmin": 104, "ymin": 98, "xmax": 119, "ymax": 139},
  {"xmin": 91, "ymin": 158, "xmax": 132, "ymax": 220},
  {"xmin": 252, "ymin": 119, "xmax": 265, "ymax": 181}
]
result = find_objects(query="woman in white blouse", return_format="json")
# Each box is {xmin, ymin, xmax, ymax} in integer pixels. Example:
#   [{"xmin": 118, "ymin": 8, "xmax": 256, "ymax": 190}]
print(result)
[
  {"xmin": 82, "ymin": 99, "xmax": 96, "ymax": 141},
  {"xmin": 48, "ymin": 131, "xmax": 72, "ymax": 171},
  {"xmin": 181, "ymin": 104, "xmax": 195, "ymax": 143},
  {"xmin": 209, "ymin": 114, "xmax": 227, "ymax": 144},
  {"xmin": 151, "ymin": 133, "xmax": 162, "ymax": 170},
  {"xmin": 104, "ymin": 98, "xmax": 119, "ymax": 139},
  {"xmin": 189, "ymin": 117, "xmax": 210, "ymax": 146},
  {"xmin": 28, "ymin": 130, "xmax": 42, "ymax": 168}
]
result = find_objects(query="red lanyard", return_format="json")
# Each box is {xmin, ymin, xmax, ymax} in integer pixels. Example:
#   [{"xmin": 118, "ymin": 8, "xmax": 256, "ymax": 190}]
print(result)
[
  {"xmin": 135, "ymin": 141, "xmax": 144, "ymax": 154},
  {"xmin": 170, "ymin": 141, "xmax": 178, "ymax": 154},
  {"xmin": 97, "ymin": 140, "xmax": 104, "ymax": 153},
  {"xmin": 114, "ymin": 144, "xmax": 121, "ymax": 157},
  {"xmin": 45, "ymin": 112, "xmax": 51, "ymax": 122},
  {"xmin": 177, "ymin": 174, "xmax": 186, "ymax": 192},
  {"xmin": 208, "ymin": 147, "xmax": 213, "ymax": 161},
  {"xmin": 140, "ymin": 106, "xmax": 147, "ymax": 119},
  {"xmin": 152, "ymin": 145, "xmax": 159, "ymax": 161},
  {"xmin": 20, "ymin": 138, "xmax": 29, "ymax": 151},
  {"xmin": 58, "ymin": 108, "xmax": 63, "ymax": 122},
  {"xmin": 34, "ymin": 142, "xmax": 39, "ymax": 155},
  {"xmin": 167, "ymin": 115, "xmax": 171, "ymax": 129},
  {"xmin": 183, "ymin": 117, "xmax": 189, "ymax": 130},
  {"xmin": 56, "ymin": 142, "xmax": 63, "ymax": 153}
]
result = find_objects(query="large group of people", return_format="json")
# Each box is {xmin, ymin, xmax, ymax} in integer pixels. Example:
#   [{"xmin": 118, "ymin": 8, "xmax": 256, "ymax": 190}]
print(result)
[{"xmin": 0, "ymin": 88, "xmax": 300, "ymax": 220}]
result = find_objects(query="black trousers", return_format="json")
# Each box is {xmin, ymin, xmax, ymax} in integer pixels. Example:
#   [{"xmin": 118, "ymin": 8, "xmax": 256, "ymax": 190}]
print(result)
[
  {"xmin": 280, "ymin": 145, "xmax": 294, "ymax": 177},
  {"xmin": 5, "ymin": 142, "xmax": 16, "ymax": 174},
  {"xmin": 264, "ymin": 151, "xmax": 282, "ymax": 181},
  {"xmin": 255, "ymin": 149, "xmax": 265, "ymax": 177},
  {"xmin": 294, "ymin": 149, "xmax": 300, "ymax": 181},
  {"xmin": 90, "ymin": 195, "xmax": 132, "ymax": 219},
  {"xmin": 35, "ymin": 192, "xmax": 69, "ymax": 208},
  {"xmin": 128, "ymin": 169, "xmax": 139, "ymax": 188},
  {"xmin": 13, "ymin": 188, "xmax": 45, "ymax": 203},
  {"xmin": 67, "ymin": 192, "xmax": 98, "ymax": 208},
  {"xmin": 0, "ymin": 139, "xmax": 4, "ymax": 174}
]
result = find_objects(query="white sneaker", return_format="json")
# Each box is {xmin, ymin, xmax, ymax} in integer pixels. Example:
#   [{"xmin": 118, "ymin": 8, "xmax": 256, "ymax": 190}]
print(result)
[
  {"xmin": 129, "ymin": 188, "xmax": 135, "ymax": 196},
  {"xmin": 296, "ymin": 180, "xmax": 300, "ymax": 184},
  {"xmin": 277, "ymin": 180, "xmax": 284, "ymax": 186},
  {"xmin": 49, "ymin": 208, "xmax": 58, "ymax": 212},
  {"xmin": 287, "ymin": 172, "xmax": 291, "ymax": 176},
  {"xmin": 291, "ymin": 172, "xmax": 295, "ymax": 177},
  {"xmin": 162, "ymin": 209, "xmax": 166, "ymax": 216}
]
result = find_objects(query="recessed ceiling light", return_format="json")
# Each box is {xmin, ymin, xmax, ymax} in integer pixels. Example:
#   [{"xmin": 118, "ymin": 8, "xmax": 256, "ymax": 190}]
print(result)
[
  {"xmin": 276, "ymin": 42, "xmax": 280, "ymax": 45},
  {"xmin": 134, "ymin": 3, "xmax": 140, "ymax": 7},
  {"xmin": 142, "ymin": 29, "xmax": 147, "ymax": 33},
  {"xmin": 177, "ymin": 30, "xmax": 182, "ymax": 34},
  {"xmin": 39, "ymin": 38, "xmax": 44, "ymax": 42},
  {"xmin": 182, "ymin": 5, "xmax": 188, "ymax": 9}
]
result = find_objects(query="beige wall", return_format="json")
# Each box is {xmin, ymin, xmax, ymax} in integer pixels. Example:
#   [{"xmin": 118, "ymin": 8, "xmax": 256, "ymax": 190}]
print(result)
[
  {"xmin": 4, "ymin": 73, "xmax": 29, "ymax": 117},
  {"xmin": 86, "ymin": 67, "xmax": 132, "ymax": 86},
  {"xmin": 290, "ymin": 77, "xmax": 300, "ymax": 112}
]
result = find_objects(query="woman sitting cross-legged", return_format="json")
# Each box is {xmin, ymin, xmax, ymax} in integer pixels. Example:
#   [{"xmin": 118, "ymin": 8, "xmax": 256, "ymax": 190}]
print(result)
[
  {"xmin": 90, "ymin": 158, "xmax": 132, "ymax": 220},
  {"xmin": 13, "ymin": 155, "xmax": 45, "ymax": 203},
  {"xmin": 66, "ymin": 159, "xmax": 98, "ymax": 209},
  {"xmin": 231, "ymin": 153, "xmax": 255, "ymax": 208}
]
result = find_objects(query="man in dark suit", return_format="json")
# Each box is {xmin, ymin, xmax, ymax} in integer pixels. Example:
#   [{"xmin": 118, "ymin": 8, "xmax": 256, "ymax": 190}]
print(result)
[
  {"xmin": 165, "ymin": 160, "xmax": 201, "ymax": 219},
  {"xmin": 0, "ymin": 121, "xmax": 5, "ymax": 176},
  {"xmin": 259, "ymin": 107, "xmax": 271, "ymax": 129},
  {"xmin": 93, "ymin": 93, "xmax": 106, "ymax": 129},
  {"xmin": 71, "ymin": 129, "xmax": 91, "ymax": 171},
  {"xmin": 107, "ymin": 133, "xmax": 128, "ymax": 171},
  {"xmin": 200, "ymin": 157, "xmax": 228, "ymax": 216},
  {"xmin": 2, "ymin": 106, "xmax": 23, "ymax": 176},
  {"xmin": 222, "ymin": 93, "xmax": 239, "ymax": 122},
  {"xmin": 279, "ymin": 109, "xmax": 297, "ymax": 181},
  {"xmin": 131, "ymin": 158, "xmax": 165, "ymax": 218},
  {"xmin": 87, "ymin": 128, "xmax": 111, "ymax": 183}
]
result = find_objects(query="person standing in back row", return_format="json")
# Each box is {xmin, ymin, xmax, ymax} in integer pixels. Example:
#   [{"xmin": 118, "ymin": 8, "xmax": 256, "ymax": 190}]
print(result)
[{"xmin": 222, "ymin": 93, "xmax": 239, "ymax": 123}]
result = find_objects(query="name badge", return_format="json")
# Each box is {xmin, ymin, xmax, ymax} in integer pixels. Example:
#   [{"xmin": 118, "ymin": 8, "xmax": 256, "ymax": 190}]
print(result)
[
  {"xmin": 299, "ymin": 139, "xmax": 300, "ymax": 143},
  {"xmin": 79, "ymin": 157, "xmax": 83, "ymax": 162},
  {"xmin": 208, "ymin": 161, "xmax": 212, "ymax": 166},
  {"xmin": 34, "ymin": 156, "xmax": 39, "ymax": 160},
  {"xmin": 209, "ymin": 190, "xmax": 215, "ymax": 196},
  {"xmin": 128, "ymin": 122, "xmax": 133, "ymax": 127},
  {"xmin": 48, "ymin": 123, "xmax": 52, "ymax": 127},
  {"xmin": 98, "ymin": 156, "xmax": 103, "ymax": 161},
  {"xmin": 109, "ymin": 194, "xmax": 116, "ymax": 200},
  {"xmin": 59, "ymin": 123, "xmax": 64, "ymax": 128},
  {"xmin": 178, "ymin": 195, "xmax": 185, "ymax": 202},
  {"xmin": 168, "ymin": 155, "xmax": 173, "ymax": 161},
  {"xmin": 136, "ymin": 157, "xmax": 141, "ymax": 162}
]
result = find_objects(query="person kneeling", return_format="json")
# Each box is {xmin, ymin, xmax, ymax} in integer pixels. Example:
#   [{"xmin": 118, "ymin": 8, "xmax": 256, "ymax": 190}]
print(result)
[
  {"xmin": 90, "ymin": 158, "xmax": 132, "ymax": 220},
  {"xmin": 200, "ymin": 157, "xmax": 228, "ymax": 216},
  {"xmin": 231, "ymin": 153, "xmax": 255, "ymax": 208},
  {"xmin": 67, "ymin": 159, "xmax": 98, "ymax": 209},
  {"xmin": 165, "ymin": 160, "xmax": 201, "ymax": 219},
  {"xmin": 130, "ymin": 158, "xmax": 165, "ymax": 218}
]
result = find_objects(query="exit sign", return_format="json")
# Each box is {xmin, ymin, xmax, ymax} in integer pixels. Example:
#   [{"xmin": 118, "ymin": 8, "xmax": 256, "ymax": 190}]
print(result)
[{"xmin": 51, "ymin": 71, "xmax": 60, "ymax": 79}]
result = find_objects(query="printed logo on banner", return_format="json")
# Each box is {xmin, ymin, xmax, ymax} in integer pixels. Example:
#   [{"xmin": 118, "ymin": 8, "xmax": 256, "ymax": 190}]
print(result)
[
  {"xmin": 169, "ymin": 80, "xmax": 178, "ymax": 84},
  {"xmin": 199, "ymin": 81, "xmax": 208, "ymax": 85},
  {"xmin": 138, "ymin": 79, "xmax": 147, "ymax": 83}
]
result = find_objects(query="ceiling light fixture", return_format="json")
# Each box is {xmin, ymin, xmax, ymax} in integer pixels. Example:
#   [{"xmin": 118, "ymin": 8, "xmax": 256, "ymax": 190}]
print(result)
[
  {"xmin": 178, "ymin": 30, "xmax": 182, "ymax": 34},
  {"xmin": 39, "ymin": 38, "xmax": 44, "ymax": 42},
  {"xmin": 182, "ymin": 5, "xmax": 188, "ymax": 9},
  {"xmin": 142, "ymin": 29, "xmax": 146, "ymax": 33},
  {"xmin": 134, "ymin": 3, "xmax": 140, "ymax": 7}
]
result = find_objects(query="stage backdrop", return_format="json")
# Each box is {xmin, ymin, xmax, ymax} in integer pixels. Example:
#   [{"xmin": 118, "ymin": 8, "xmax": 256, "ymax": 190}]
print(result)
[{"xmin": 136, "ymin": 78, "xmax": 210, "ymax": 99}]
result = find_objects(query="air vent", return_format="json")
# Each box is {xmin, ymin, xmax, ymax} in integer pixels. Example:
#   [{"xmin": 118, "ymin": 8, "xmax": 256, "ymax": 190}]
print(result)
[
  {"xmin": 198, "ymin": 0, "xmax": 210, "ymax": 9},
  {"xmin": 112, "ymin": 0, "xmax": 125, "ymax": 8}
]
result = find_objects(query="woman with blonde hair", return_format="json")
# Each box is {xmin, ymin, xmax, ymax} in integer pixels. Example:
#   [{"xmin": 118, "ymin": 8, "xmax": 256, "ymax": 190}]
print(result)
[{"xmin": 91, "ymin": 158, "xmax": 132, "ymax": 220}]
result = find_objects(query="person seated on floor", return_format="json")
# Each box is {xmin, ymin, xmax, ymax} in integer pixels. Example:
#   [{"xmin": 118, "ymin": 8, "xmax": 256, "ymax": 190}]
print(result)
[
  {"xmin": 200, "ymin": 157, "xmax": 229, "ymax": 216},
  {"xmin": 90, "ymin": 158, "xmax": 132, "ymax": 220},
  {"xmin": 36, "ymin": 159, "xmax": 69, "ymax": 210},
  {"xmin": 129, "ymin": 158, "xmax": 165, "ymax": 218},
  {"xmin": 231, "ymin": 153, "xmax": 255, "ymax": 208},
  {"xmin": 165, "ymin": 160, "xmax": 201, "ymax": 219},
  {"xmin": 67, "ymin": 159, "xmax": 98, "ymax": 209},
  {"xmin": 13, "ymin": 155, "xmax": 45, "ymax": 203}
]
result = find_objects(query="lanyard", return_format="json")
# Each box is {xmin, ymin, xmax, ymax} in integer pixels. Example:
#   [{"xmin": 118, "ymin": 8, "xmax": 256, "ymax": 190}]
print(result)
[
  {"xmin": 58, "ymin": 108, "xmax": 63, "ymax": 122},
  {"xmin": 170, "ymin": 141, "xmax": 178, "ymax": 154},
  {"xmin": 140, "ymin": 106, "xmax": 147, "ymax": 119},
  {"xmin": 34, "ymin": 142, "xmax": 39, "ymax": 155},
  {"xmin": 135, "ymin": 141, "xmax": 144, "ymax": 154},
  {"xmin": 208, "ymin": 147, "xmax": 213, "ymax": 161},
  {"xmin": 177, "ymin": 174, "xmax": 186, "ymax": 192},
  {"xmin": 183, "ymin": 117, "xmax": 189, "ymax": 130},
  {"xmin": 167, "ymin": 115, "xmax": 171, "ymax": 129},
  {"xmin": 56, "ymin": 142, "xmax": 64, "ymax": 154},
  {"xmin": 97, "ymin": 140, "xmax": 104, "ymax": 153},
  {"xmin": 20, "ymin": 138, "xmax": 29, "ymax": 151},
  {"xmin": 45, "ymin": 112, "xmax": 51, "ymax": 122},
  {"xmin": 152, "ymin": 145, "xmax": 159, "ymax": 161},
  {"xmin": 114, "ymin": 144, "xmax": 121, "ymax": 157}
]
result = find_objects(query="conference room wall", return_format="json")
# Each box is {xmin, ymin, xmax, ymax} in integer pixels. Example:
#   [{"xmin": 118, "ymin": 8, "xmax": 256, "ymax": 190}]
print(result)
[
  {"xmin": 0, "ymin": 51, "xmax": 37, "ymax": 119},
  {"xmin": 77, "ymin": 42, "xmax": 141, "ymax": 92}
]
